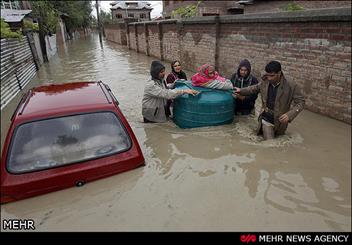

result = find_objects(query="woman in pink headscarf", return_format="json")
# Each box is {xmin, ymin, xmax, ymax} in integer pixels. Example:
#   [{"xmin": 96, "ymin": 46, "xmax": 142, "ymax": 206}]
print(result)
[{"xmin": 191, "ymin": 64, "xmax": 233, "ymax": 90}]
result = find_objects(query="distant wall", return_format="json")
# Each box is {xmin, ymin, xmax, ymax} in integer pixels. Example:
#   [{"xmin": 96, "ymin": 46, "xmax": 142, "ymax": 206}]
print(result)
[
  {"xmin": 104, "ymin": 8, "xmax": 352, "ymax": 123},
  {"xmin": 45, "ymin": 34, "xmax": 57, "ymax": 60}
]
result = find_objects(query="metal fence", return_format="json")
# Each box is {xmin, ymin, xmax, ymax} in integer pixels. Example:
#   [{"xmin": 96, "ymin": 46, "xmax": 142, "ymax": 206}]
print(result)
[{"xmin": 1, "ymin": 36, "xmax": 37, "ymax": 110}]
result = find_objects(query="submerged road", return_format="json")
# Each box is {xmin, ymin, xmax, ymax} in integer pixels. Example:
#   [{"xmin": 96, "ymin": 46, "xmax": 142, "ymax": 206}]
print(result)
[{"xmin": 1, "ymin": 34, "xmax": 351, "ymax": 231}]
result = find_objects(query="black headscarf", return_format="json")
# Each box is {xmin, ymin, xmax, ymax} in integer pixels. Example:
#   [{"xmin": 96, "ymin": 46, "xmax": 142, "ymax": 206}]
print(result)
[
  {"xmin": 171, "ymin": 60, "xmax": 187, "ymax": 80},
  {"xmin": 150, "ymin": 60, "xmax": 165, "ymax": 81},
  {"xmin": 236, "ymin": 59, "xmax": 251, "ymax": 78},
  {"xmin": 230, "ymin": 59, "xmax": 253, "ymax": 85}
]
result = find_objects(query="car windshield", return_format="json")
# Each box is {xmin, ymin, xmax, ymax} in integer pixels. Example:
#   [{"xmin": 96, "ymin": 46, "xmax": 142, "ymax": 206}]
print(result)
[{"xmin": 7, "ymin": 112, "xmax": 131, "ymax": 174}]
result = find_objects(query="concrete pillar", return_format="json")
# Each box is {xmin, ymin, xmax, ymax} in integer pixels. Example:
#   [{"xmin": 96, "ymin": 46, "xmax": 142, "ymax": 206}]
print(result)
[
  {"xmin": 144, "ymin": 23, "xmax": 150, "ymax": 56},
  {"xmin": 214, "ymin": 16, "xmax": 220, "ymax": 71},
  {"xmin": 157, "ymin": 22, "xmax": 164, "ymax": 61},
  {"xmin": 134, "ymin": 23, "xmax": 139, "ymax": 53}
]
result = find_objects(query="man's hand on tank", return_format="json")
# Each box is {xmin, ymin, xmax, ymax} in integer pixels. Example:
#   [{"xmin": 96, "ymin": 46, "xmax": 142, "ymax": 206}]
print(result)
[{"xmin": 184, "ymin": 89, "xmax": 199, "ymax": 96}]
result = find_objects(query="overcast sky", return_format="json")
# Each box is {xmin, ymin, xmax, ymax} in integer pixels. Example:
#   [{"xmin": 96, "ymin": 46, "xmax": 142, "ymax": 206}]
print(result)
[{"xmin": 92, "ymin": 1, "xmax": 163, "ymax": 18}]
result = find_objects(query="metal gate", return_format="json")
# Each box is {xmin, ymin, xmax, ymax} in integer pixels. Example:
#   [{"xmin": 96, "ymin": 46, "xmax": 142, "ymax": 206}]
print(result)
[{"xmin": 1, "ymin": 36, "xmax": 37, "ymax": 110}]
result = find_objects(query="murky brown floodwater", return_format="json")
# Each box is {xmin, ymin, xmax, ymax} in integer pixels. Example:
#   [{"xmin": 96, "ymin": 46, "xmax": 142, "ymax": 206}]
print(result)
[{"xmin": 1, "ymin": 34, "xmax": 351, "ymax": 231}]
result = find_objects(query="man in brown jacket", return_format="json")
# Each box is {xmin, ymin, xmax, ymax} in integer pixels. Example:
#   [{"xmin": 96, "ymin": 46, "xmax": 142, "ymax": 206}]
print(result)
[{"xmin": 234, "ymin": 61, "xmax": 305, "ymax": 140}]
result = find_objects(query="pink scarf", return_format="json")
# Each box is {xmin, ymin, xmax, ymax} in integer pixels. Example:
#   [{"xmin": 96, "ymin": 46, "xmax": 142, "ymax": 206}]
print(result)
[{"xmin": 191, "ymin": 64, "xmax": 226, "ymax": 87}]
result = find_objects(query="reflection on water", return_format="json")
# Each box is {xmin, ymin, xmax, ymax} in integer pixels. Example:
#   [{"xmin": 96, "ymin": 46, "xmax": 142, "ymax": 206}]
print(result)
[{"xmin": 1, "ymin": 34, "xmax": 350, "ymax": 231}]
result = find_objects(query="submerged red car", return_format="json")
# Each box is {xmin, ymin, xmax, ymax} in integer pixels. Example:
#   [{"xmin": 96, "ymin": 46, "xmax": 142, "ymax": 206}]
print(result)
[{"xmin": 1, "ymin": 81, "xmax": 145, "ymax": 203}]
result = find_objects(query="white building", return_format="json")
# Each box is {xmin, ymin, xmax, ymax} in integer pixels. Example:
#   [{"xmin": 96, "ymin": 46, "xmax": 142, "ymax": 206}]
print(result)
[{"xmin": 110, "ymin": 1, "xmax": 153, "ymax": 22}]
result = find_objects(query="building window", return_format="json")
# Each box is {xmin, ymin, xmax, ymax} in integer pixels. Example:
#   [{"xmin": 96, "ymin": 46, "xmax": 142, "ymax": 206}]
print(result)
[
  {"xmin": 116, "ymin": 13, "xmax": 122, "ymax": 19},
  {"xmin": 228, "ymin": 9, "xmax": 244, "ymax": 15},
  {"xmin": 140, "ymin": 13, "xmax": 146, "ymax": 19},
  {"xmin": 128, "ymin": 13, "xmax": 134, "ymax": 18}
]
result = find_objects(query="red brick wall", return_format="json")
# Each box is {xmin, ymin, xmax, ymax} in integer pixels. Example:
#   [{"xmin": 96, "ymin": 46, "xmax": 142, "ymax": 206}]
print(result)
[
  {"xmin": 217, "ymin": 21, "xmax": 351, "ymax": 122},
  {"xmin": 129, "ymin": 26, "xmax": 137, "ymax": 51},
  {"xmin": 104, "ymin": 24, "xmax": 126, "ymax": 45},
  {"xmin": 147, "ymin": 24, "xmax": 161, "ymax": 58},
  {"xmin": 162, "ymin": 23, "xmax": 180, "ymax": 62},
  {"xmin": 180, "ymin": 24, "xmax": 217, "ymax": 72},
  {"xmin": 137, "ymin": 25, "xmax": 146, "ymax": 53}
]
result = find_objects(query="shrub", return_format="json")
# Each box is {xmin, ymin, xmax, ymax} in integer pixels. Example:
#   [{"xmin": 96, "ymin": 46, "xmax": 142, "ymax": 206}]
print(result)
[
  {"xmin": 0, "ymin": 18, "xmax": 23, "ymax": 39},
  {"xmin": 282, "ymin": 3, "xmax": 304, "ymax": 11},
  {"xmin": 171, "ymin": 1, "xmax": 201, "ymax": 19},
  {"xmin": 23, "ymin": 19, "xmax": 39, "ymax": 32}
]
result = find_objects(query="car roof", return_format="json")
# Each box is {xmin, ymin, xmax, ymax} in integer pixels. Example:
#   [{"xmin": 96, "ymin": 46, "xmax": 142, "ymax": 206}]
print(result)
[{"xmin": 14, "ymin": 82, "xmax": 116, "ymax": 121}]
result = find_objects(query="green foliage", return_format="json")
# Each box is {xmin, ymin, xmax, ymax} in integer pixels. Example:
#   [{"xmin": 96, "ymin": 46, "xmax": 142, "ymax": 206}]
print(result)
[
  {"xmin": 30, "ymin": 1, "xmax": 58, "ymax": 34},
  {"xmin": 282, "ymin": 3, "xmax": 304, "ymax": 11},
  {"xmin": 23, "ymin": 19, "xmax": 39, "ymax": 32},
  {"xmin": 30, "ymin": 1, "xmax": 92, "ymax": 34},
  {"xmin": 52, "ymin": 1, "xmax": 93, "ymax": 30},
  {"xmin": 171, "ymin": 1, "xmax": 202, "ymax": 19},
  {"xmin": 0, "ymin": 18, "xmax": 23, "ymax": 39}
]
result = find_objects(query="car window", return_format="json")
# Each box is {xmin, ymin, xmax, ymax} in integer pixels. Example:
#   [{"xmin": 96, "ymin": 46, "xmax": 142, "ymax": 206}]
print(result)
[{"xmin": 7, "ymin": 112, "xmax": 131, "ymax": 174}]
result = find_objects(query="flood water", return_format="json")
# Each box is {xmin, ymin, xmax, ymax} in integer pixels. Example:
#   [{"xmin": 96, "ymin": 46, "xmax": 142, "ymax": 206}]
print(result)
[{"xmin": 1, "ymin": 34, "xmax": 351, "ymax": 231}]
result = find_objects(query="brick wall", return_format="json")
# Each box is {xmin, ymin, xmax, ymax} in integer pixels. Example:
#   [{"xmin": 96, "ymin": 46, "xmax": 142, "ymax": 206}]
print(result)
[
  {"xmin": 148, "ymin": 24, "xmax": 161, "ymax": 58},
  {"xmin": 180, "ymin": 23, "xmax": 217, "ymax": 72},
  {"xmin": 105, "ymin": 23, "xmax": 127, "ymax": 45},
  {"xmin": 137, "ymin": 25, "xmax": 146, "ymax": 54},
  {"xmin": 217, "ymin": 20, "xmax": 351, "ymax": 122},
  {"xmin": 162, "ymin": 23, "xmax": 180, "ymax": 62},
  {"xmin": 129, "ymin": 25, "xmax": 137, "ymax": 51},
  {"xmin": 104, "ymin": 8, "xmax": 351, "ymax": 123}
]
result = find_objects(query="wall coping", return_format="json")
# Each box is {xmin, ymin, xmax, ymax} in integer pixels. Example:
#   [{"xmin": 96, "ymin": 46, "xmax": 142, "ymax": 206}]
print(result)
[
  {"xmin": 127, "ymin": 7, "xmax": 351, "ymax": 26},
  {"xmin": 130, "ymin": 19, "xmax": 177, "ymax": 25},
  {"xmin": 218, "ymin": 7, "xmax": 351, "ymax": 24}
]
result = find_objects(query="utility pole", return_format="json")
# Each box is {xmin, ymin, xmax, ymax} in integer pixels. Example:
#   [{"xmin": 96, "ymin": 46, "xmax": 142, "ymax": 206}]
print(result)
[{"xmin": 95, "ymin": 0, "xmax": 103, "ymax": 45}]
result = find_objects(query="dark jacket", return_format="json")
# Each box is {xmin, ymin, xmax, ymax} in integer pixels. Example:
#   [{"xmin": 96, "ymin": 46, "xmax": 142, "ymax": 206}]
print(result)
[
  {"xmin": 230, "ymin": 59, "xmax": 259, "ymax": 114},
  {"xmin": 239, "ymin": 73, "xmax": 305, "ymax": 136},
  {"xmin": 166, "ymin": 71, "xmax": 187, "ymax": 84}
]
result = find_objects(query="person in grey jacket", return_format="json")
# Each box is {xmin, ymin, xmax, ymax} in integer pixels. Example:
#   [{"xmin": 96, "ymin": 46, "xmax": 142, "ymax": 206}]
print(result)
[{"xmin": 142, "ymin": 61, "xmax": 198, "ymax": 123}]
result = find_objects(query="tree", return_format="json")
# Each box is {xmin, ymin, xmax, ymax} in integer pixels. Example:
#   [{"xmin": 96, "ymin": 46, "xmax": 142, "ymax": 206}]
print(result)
[
  {"xmin": 52, "ymin": 1, "xmax": 92, "ymax": 30},
  {"xmin": 30, "ymin": 1, "xmax": 58, "ymax": 62},
  {"xmin": 30, "ymin": 1, "xmax": 58, "ymax": 35},
  {"xmin": 100, "ymin": 10, "xmax": 112, "ymax": 25},
  {"xmin": 171, "ymin": 1, "xmax": 202, "ymax": 19},
  {"xmin": 29, "ymin": 1, "xmax": 93, "ymax": 62}
]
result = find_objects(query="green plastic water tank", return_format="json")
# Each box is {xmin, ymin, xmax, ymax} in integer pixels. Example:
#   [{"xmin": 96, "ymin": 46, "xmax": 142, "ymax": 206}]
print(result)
[{"xmin": 173, "ymin": 80, "xmax": 235, "ymax": 128}]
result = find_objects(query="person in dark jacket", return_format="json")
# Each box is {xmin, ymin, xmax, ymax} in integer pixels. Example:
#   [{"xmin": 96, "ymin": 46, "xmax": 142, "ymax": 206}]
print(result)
[
  {"xmin": 234, "ymin": 61, "xmax": 305, "ymax": 140},
  {"xmin": 165, "ymin": 60, "xmax": 188, "ymax": 116},
  {"xmin": 230, "ymin": 59, "xmax": 259, "ymax": 115},
  {"xmin": 166, "ymin": 60, "xmax": 188, "ymax": 85}
]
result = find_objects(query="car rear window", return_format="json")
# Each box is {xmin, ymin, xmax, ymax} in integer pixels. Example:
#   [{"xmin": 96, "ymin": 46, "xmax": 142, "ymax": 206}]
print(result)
[{"xmin": 7, "ymin": 112, "xmax": 132, "ymax": 174}]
